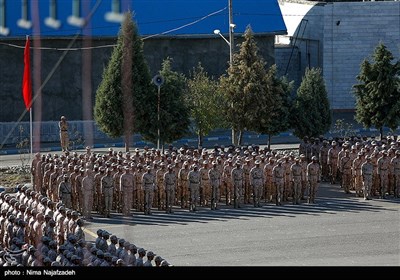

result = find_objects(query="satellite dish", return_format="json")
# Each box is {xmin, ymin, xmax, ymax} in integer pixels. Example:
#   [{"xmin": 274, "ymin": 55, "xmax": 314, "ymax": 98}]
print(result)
[{"xmin": 152, "ymin": 75, "xmax": 164, "ymax": 87}]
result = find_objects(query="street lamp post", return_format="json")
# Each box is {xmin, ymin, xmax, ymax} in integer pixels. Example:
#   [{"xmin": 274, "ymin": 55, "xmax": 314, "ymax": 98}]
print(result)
[
  {"xmin": 213, "ymin": 0, "xmax": 236, "ymax": 144},
  {"xmin": 152, "ymin": 75, "xmax": 164, "ymax": 150}
]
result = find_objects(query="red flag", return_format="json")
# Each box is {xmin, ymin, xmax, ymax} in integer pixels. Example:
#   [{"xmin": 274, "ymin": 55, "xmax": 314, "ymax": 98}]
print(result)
[{"xmin": 22, "ymin": 36, "xmax": 32, "ymax": 111}]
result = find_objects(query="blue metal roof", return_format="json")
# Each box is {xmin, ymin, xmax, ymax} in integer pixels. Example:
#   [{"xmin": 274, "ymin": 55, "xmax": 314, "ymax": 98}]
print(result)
[{"xmin": 0, "ymin": 0, "xmax": 286, "ymax": 37}]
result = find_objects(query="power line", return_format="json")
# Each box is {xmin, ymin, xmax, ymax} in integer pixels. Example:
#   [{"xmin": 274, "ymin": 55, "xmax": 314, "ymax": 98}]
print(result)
[{"xmin": 0, "ymin": 6, "xmax": 228, "ymax": 51}]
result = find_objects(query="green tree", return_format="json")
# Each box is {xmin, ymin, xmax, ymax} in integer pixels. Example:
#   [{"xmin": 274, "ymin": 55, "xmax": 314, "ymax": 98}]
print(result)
[
  {"xmin": 219, "ymin": 25, "xmax": 268, "ymax": 145},
  {"xmin": 140, "ymin": 58, "xmax": 190, "ymax": 146},
  {"xmin": 185, "ymin": 63, "xmax": 224, "ymax": 148},
  {"xmin": 94, "ymin": 11, "xmax": 152, "ymax": 151},
  {"xmin": 292, "ymin": 67, "xmax": 331, "ymax": 139},
  {"xmin": 353, "ymin": 43, "xmax": 400, "ymax": 139},
  {"xmin": 252, "ymin": 65, "xmax": 293, "ymax": 149}
]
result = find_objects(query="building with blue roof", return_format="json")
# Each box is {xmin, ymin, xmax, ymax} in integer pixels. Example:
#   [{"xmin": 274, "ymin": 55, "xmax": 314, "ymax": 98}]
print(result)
[
  {"xmin": 0, "ymin": 0, "xmax": 286, "ymax": 37},
  {"xmin": 0, "ymin": 0, "xmax": 286, "ymax": 124}
]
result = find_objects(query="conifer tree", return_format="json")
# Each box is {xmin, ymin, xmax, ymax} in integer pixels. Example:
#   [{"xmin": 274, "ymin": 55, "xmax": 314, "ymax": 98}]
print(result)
[
  {"xmin": 219, "ymin": 25, "xmax": 268, "ymax": 145},
  {"xmin": 94, "ymin": 11, "xmax": 152, "ymax": 151},
  {"xmin": 354, "ymin": 43, "xmax": 400, "ymax": 139},
  {"xmin": 140, "ymin": 58, "xmax": 190, "ymax": 145},
  {"xmin": 292, "ymin": 68, "xmax": 331, "ymax": 139},
  {"xmin": 252, "ymin": 65, "xmax": 293, "ymax": 149}
]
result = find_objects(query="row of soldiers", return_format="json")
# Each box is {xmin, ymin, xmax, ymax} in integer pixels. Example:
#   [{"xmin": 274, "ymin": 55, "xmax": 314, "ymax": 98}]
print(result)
[
  {"xmin": 299, "ymin": 135, "xmax": 400, "ymax": 199},
  {"xmin": 29, "ymin": 145, "xmax": 325, "ymax": 219},
  {"xmin": 0, "ymin": 188, "xmax": 170, "ymax": 266}
]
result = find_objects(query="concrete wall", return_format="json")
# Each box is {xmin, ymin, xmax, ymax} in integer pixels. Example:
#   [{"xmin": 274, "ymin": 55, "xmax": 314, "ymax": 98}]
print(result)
[
  {"xmin": 0, "ymin": 35, "xmax": 275, "ymax": 122},
  {"xmin": 276, "ymin": 0, "xmax": 400, "ymax": 110},
  {"xmin": 276, "ymin": 0, "xmax": 325, "ymax": 93},
  {"xmin": 323, "ymin": 1, "xmax": 400, "ymax": 110}
]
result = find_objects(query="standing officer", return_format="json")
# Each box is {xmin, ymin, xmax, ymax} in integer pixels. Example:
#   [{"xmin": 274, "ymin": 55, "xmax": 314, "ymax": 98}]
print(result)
[
  {"xmin": 199, "ymin": 161, "xmax": 211, "ymax": 207},
  {"xmin": 142, "ymin": 166, "xmax": 156, "ymax": 215},
  {"xmin": 340, "ymin": 150, "xmax": 352, "ymax": 194},
  {"xmin": 156, "ymin": 163, "xmax": 167, "ymax": 210},
  {"xmin": 120, "ymin": 166, "xmax": 135, "ymax": 216},
  {"xmin": 307, "ymin": 156, "xmax": 321, "ymax": 204},
  {"xmin": 319, "ymin": 140, "xmax": 330, "ymax": 182},
  {"xmin": 290, "ymin": 158, "xmax": 303, "ymax": 205},
  {"xmin": 273, "ymin": 160, "xmax": 285, "ymax": 206},
  {"xmin": 178, "ymin": 162, "xmax": 190, "ymax": 208},
  {"xmin": 377, "ymin": 151, "xmax": 390, "ymax": 198},
  {"xmin": 82, "ymin": 169, "xmax": 95, "ymax": 219},
  {"xmin": 94, "ymin": 167, "xmax": 105, "ymax": 214},
  {"xmin": 250, "ymin": 160, "xmax": 264, "ymax": 207},
  {"xmin": 328, "ymin": 141, "xmax": 339, "ymax": 184},
  {"xmin": 231, "ymin": 160, "xmax": 244, "ymax": 208},
  {"xmin": 352, "ymin": 152, "xmax": 364, "ymax": 197},
  {"xmin": 164, "ymin": 165, "xmax": 176, "ymax": 213},
  {"xmin": 208, "ymin": 161, "xmax": 221, "ymax": 210},
  {"xmin": 59, "ymin": 116, "xmax": 69, "ymax": 152},
  {"xmin": 263, "ymin": 157, "xmax": 275, "ymax": 203},
  {"xmin": 187, "ymin": 164, "xmax": 201, "ymax": 212},
  {"xmin": 101, "ymin": 168, "xmax": 114, "ymax": 217},
  {"xmin": 58, "ymin": 175, "xmax": 72, "ymax": 208},
  {"xmin": 391, "ymin": 150, "xmax": 400, "ymax": 198},
  {"xmin": 361, "ymin": 156, "xmax": 373, "ymax": 200}
]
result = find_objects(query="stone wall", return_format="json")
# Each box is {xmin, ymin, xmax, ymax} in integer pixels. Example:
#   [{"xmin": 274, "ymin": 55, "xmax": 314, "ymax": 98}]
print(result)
[
  {"xmin": 276, "ymin": 0, "xmax": 400, "ymax": 110},
  {"xmin": 323, "ymin": 1, "xmax": 400, "ymax": 110}
]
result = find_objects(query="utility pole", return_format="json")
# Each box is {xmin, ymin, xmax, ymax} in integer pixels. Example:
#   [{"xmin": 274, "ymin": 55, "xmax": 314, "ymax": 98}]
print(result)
[
  {"xmin": 228, "ymin": 0, "xmax": 236, "ymax": 145},
  {"xmin": 229, "ymin": 0, "xmax": 234, "ymax": 67},
  {"xmin": 153, "ymin": 75, "xmax": 164, "ymax": 150}
]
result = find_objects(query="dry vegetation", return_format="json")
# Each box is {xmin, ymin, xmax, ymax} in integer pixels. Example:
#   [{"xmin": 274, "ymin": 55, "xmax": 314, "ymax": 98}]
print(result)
[{"xmin": 0, "ymin": 166, "xmax": 31, "ymax": 189}]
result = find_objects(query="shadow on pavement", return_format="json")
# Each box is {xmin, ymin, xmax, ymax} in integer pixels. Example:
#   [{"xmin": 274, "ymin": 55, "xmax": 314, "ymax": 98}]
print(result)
[{"xmin": 85, "ymin": 183, "xmax": 400, "ymax": 228}]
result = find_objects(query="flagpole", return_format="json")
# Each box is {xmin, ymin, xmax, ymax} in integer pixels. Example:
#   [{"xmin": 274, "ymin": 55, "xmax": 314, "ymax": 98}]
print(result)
[
  {"xmin": 30, "ymin": 107, "xmax": 33, "ymax": 156},
  {"xmin": 26, "ymin": 35, "xmax": 33, "ymax": 158}
]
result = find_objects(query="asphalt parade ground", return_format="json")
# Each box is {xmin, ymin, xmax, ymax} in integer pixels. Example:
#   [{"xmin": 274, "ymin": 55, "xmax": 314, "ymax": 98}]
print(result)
[
  {"xmin": 79, "ymin": 182, "xmax": 400, "ymax": 266},
  {"xmin": 1, "ymin": 144, "xmax": 399, "ymax": 266}
]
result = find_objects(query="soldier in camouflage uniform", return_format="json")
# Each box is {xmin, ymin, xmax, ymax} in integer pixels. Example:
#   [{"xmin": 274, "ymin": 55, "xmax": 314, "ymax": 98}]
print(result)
[
  {"xmin": 142, "ymin": 166, "xmax": 156, "ymax": 215},
  {"xmin": 58, "ymin": 175, "xmax": 72, "ymax": 208},
  {"xmin": 101, "ymin": 168, "xmax": 114, "ymax": 218},
  {"xmin": 178, "ymin": 162, "xmax": 190, "ymax": 208},
  {"xmin": 243, "ymin": 158, "xmax": 252, "ymax": 204},
  {"xmin": 361, "ymin": 156, "xmax": 373, "ymax": 200},
  {"xmin": 273, "ymin": 160, "xmax": 285, "ymax": 206},
  {"xmin": 231, "ymin": 161, "xmax": 244, "ymax": 208},
  {"xmin": 307, "ymin": 156, "xmax": 321, "ymax": 204},
  {"xmin": 135, "ymin": 164, "xmax": 145, "ymax": 212},
  {"xmin": 377, "ymin": 151, "xmax": 390, "ymax": 198},
  {"xmin": 199, "ymin": 161, "xmax": 211, "ymax": 207},
  {"xmin": 352, "ymin": 152, "xmax": 364, "ymax": 197},
  {"xmin": 250, "ymin": 160, "xmax": 264, "ymax": 207},
  {"xmin": 290, "ymin": 158, "xmax": 303, "ymax": 205},
  {"xmin": 156, "ymin": 163, "xmax": 167, "ymax": 210},
  {"xmin": 208, "ymin": 161, "xmax": 221, "ymax": 210},
  {"xmin": 82, "ymin": 169, "xmax": 95, "ymax": 219},
  {"xmin": 391, "ymin": 150, "xmax": 400, "ymax": 198},
  {"xmin": 263, "ymin": 157, "xmax": 275, "ymax": 203},
  {"xmin": 188, "ymin": 164, "xmax": 201, "ymax": 212},
  {"xmin": 164, "ymin": 165, "xmax": 176, "ymax": 213},
  {"xmin": 223, "ymin": 158, "xmax": 234, "ymax": 205},
  {"xmin": 340, "ymin": 150, "xmax": 352, "ymax": 194},
  {"xmin": 319, "ymin": 140, "xmax": 330, "ymax": 182},
  {"xmin": 120, "ymin": 166, "xmax": 134, "ymax": 216},
  {"xmin": 59, "ymin": 116, "xmax": 69, "ymax": 152},
  {"xmin": 328, "ymin": 141, "xmax": 339, "ymax": 184}
]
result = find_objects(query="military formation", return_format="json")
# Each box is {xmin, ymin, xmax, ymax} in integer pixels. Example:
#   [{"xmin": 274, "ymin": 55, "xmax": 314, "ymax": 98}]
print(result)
[
  {"xmin": 0, "ymin": 187, "xmax": 171, "ymax": 267},
  {"xmin": 26, "ymin": 134, "xmax": 400, "ymax": 220},
  {"xmin": 3, "ymin": 133, "xmax": 399, "ymax": 266},
  {"xmin": 299, "ymin": 135, "xmax": 400, "ymax": 200},
  {"xmin": 27, "ymin": 142, "xmax": 329, "ymax": 222}
]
